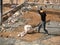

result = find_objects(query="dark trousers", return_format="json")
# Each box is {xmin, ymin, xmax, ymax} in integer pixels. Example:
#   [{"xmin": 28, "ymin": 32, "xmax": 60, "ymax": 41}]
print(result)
[{"xmin": 38, "ymin": 21, "xmax": 48, "ymax": 33}]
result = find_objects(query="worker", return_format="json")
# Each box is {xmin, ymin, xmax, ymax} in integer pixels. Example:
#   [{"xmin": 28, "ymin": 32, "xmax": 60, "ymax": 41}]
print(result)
[{"xmin": 37, "ymin": 7, "xmax": 48, "ymax": 34}]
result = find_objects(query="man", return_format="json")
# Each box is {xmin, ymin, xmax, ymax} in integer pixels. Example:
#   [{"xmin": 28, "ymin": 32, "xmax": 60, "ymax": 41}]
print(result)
[
  {"xmin": 17, "ymin": 24, "xmax": 34, "ymax": 37},
  {"xmin": 37, "ymin": 7, "xmax": 48, "ymax": 34}
]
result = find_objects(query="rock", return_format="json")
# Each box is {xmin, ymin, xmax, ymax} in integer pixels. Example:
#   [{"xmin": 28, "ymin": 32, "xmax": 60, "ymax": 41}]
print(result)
[
  {"xmin": 1, "ymin": 27, "xmax": 5, "ymax": 30},
  {"xmin": 2, "ymin": 24, "xmax": 5, "ymax": 27}
]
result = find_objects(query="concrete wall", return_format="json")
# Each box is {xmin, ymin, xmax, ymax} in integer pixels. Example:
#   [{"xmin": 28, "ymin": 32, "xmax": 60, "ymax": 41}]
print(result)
[{"xmin": 3, "ymin": 0, "xmax": 25, "ymax": 5}]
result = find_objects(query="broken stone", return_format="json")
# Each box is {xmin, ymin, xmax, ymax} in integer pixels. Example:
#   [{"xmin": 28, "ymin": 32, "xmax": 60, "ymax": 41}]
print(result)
[
  {"xmin": 35, "ymin": 5, "xmax": 38, "ymax": 8},
  {"xmin": 2, "ymin": 24, "xmax": 5, "ymax": 27},
  {"xmin": 59, "ymin": 24, "xmax": 60, "ymax": 26},
  {"xmin": 20, "ymin": 31, "xmax": 26, "ymax": 37},
  {"xmin": 8, "ymin": 17, "xmax": 12, "ymax": 21},
  {"xmin": 1, "ymin": 27, "xmax": 5, "ymax": 30},
  {"xmin": 14, "ymin": 12, "xmax": 20, "ymax": 17},
  {"xmin": 17, "ymin": 33, "xmax": 21, "ymax": 37},
  {"xmin": 8, "ymin": 22, "xmax": 10, "ymax": 25}
]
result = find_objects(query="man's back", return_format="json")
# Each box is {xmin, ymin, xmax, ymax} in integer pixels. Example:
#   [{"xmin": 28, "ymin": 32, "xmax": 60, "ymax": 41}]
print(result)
[{"xmin": 38, "ymin": 10, "xmax": 46, "ymax": 21}]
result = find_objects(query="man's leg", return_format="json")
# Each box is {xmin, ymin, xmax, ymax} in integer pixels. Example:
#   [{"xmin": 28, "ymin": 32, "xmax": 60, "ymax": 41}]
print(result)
[
  {"xmin": 38, "ymin": 22, "xmax": 42, "ymax": 33},
  {"xmin": 43, "ymin": 21, "xmax": 48, "ymax": 34}
]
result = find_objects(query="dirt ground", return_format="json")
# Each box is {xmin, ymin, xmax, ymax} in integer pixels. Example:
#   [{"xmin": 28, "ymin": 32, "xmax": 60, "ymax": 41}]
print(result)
[{"xmin": 2, "ymin": 6, "xmax": 60, "ymax": 42}]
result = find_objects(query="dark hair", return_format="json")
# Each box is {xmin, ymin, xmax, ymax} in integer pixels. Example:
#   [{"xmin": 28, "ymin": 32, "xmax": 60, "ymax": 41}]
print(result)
[{"xmin": 40, "ymin": 7, "xmax": 42, "ymax": 10}]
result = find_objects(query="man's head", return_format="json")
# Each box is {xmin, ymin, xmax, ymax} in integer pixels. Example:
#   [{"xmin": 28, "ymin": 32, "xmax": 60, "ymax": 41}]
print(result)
[
  {"xmin": 40, "ymin": 10, "xmax": 44, "ymax": 13},
  {"xmin": 39, "ymin": 7, "xmax": 44, "ymax": 13},
  {"xmin": 40, "ymin": 7, "xmax": 43, "ymax": 10}
]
